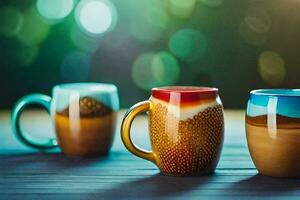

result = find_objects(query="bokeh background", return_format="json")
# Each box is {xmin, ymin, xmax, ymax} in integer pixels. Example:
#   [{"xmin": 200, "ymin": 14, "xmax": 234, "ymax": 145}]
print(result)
[{"xmin": 1, "ymin": 0, "xmax": 299, "ymax": 109}]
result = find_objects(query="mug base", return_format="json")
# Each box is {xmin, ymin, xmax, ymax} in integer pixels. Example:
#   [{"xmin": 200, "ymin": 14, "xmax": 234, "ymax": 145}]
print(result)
[
  {"xmin": 62, "ymin": 150, "xmax": 110, "ymax": 158},
  {"xmin": 258, "ymin": 171, "xmax": 300, "ymax": 178},
  {"xmin": 160, "ymin": 170, "xmax": 215, "ymax": 177}
]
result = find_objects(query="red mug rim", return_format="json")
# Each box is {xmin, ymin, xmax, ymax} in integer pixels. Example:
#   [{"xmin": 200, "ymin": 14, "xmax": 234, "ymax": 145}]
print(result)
[{"xmin": 151, "ymin": 86, "xmax": 218, "ymax": 103}]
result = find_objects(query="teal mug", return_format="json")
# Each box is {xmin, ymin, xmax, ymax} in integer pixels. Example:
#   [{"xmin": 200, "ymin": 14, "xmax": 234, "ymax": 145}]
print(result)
[{"xmin": 11, "ymin": 83, "xmax": 119, "ymax": 156}]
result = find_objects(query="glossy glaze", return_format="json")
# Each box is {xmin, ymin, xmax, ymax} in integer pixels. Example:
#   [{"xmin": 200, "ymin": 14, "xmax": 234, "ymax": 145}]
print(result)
[
  {"xmin": 121, "ymin": 86, "xmax": 224, "ymax": 176},
  {"xmin": 246, "ymin": 89, "xmax": 300, "ymax": 177},
  {"xmin": 11, "ymin": 83, "xmax": 119, "ymax": 156}
]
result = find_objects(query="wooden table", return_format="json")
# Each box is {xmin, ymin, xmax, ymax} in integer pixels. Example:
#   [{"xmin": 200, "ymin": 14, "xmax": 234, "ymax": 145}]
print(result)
[{"xmin": 1, "ymin": 110, "xmax": 300, "ymax": 199}]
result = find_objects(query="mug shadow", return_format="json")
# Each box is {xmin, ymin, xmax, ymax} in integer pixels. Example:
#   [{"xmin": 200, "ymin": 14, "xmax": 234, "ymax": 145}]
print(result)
[
  {"xmin": 89, "ymin": 173, "xmax": 214, "ymax": 199},
  {"xmin": 232, "ymin": 174, "xmax": 300, "ymax": 197}
]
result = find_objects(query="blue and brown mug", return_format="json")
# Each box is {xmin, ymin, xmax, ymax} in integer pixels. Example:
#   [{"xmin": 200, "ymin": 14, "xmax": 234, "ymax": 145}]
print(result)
[
  {"xmin": 11, "ymin": 83, "xmax": 119, "ymax": 157},
  {"xmin": 246, "ymin": 89, "xmax": 300, "ymax": 177}
]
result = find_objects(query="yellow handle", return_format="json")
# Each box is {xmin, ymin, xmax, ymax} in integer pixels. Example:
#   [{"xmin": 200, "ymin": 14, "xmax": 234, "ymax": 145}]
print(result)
[{"xmin": 121, "ymin": 101, "xmax": 155, "ymax": 163}]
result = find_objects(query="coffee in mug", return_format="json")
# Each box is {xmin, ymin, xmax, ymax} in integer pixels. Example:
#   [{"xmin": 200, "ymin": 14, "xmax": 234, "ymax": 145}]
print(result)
[
  {"xmin": 121, "ymin": 86, "xmax": 224, "ymax": 176},
  {"xmin": 11, "ymin": 83, "xmax": 119, "ymax": 157}
]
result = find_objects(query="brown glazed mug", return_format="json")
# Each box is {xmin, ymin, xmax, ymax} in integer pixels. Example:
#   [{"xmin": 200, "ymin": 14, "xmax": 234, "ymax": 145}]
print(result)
[{"xmin": 121, "ymin": 86, "xmax": 224, "ymax": 176}]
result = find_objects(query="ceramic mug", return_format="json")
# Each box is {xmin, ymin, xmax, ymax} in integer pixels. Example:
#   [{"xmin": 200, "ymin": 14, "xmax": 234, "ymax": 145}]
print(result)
[
  {"xmin": 246, "ymin": 89, "xmax": 300, "ymax": 177},
  {"xmin": 121, "ymin": 86, "xmax": 224, "ymax": 176},
  {"xmin": 11, "ymin": 83, "xmax": 119, "ymax": 157}
]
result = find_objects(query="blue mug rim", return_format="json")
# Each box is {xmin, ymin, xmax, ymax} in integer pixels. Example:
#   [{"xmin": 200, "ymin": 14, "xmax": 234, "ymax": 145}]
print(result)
[
  {"xmin": 53, "ymin": 82, "xmax": 117, "ymax": 93},
  {"xmin": 250, "ymin": 89, "xmax": 300, "ymax": 97}
]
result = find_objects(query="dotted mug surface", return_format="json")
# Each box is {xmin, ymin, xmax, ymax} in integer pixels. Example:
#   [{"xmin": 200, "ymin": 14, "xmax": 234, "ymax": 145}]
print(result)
[{"xmin": 121, "ymin": 86, "xmax": 224, "ymax": 176}]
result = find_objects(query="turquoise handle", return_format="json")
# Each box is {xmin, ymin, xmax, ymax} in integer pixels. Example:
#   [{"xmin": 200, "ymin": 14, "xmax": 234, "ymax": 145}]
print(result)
[{"xmin": 11, "ymin": 94, "xmax": 58, "ymax": 149}]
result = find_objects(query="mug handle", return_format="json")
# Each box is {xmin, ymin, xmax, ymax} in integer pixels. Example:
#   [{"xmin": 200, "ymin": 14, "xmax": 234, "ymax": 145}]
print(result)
[
  {"xmin": 11, "ymin": 94, "xmax": 58, "ymax": 149},
  {"xmin": 121, "ymin": 101, "xmax": 156, "ymax": 163}
]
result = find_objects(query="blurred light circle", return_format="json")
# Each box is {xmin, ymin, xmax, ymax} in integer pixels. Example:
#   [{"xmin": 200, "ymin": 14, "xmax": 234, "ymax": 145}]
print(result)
[
  {"xmin": 0, "ymin": 6, "xmax": 23, "ymax": 37},
  {"xmin": 61, "ymin": 51, "xmax": 91, "ymax": 82},
  {"xmin": 80, "ymin": 1, "xmax": 111, "ymax": 33},
  {"xmin": 199, "ymin": 0, "xmax": 224, "ymax": 7},
  {"xmin": 239, "ymin": 22, "xmax": 267, "ymax": 46},
  {"xmin": 17, "ymin": 8, "xmax": 50, "ymax": 46},
  {"xmin": 169, "ymin": 0, "xmax": 196, "ymax": 19},
  {"xmin": 70, "ymin": 26, "xmax": 101, "ymax": 52},
  {"xmin": 131, "ymin": 1, "xmax": 168, "ymax": 43},
  {"xmin": 258, "ymin": 51, "xmax": 286, "ymax": 86},
  {"xmin": 37, "ymin": 0, "xmax": 74, "ymax": 22},
  {"xmin": 245, "ymin": 6, "xmax": 271, "ymax": 34},
  {"xmin": 16, "ymin": 45, "xmax": 39, "ymax": 66},
  {"xmin": 132, "ymin": 51, "xmax": 180, "ymax": 90},
  {"xmin": 75, "ymin": 0, "xmax": 117, "ymax": 36},
  {"xmin": 152, "ymin": 52, "xmax": 180, "ymax": 83},
  {"xmin": 132, "ymin": 53, "xmax": 157, "ymax": 90},
  {"xmin": 169, "ymin": 29, "xmax": 207, "ymax": 62}
]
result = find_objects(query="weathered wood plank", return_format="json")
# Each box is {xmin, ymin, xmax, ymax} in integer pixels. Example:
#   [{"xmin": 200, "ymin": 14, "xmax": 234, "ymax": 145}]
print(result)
[{"xmin": 0, "ymin": 110, "xmax": 300, "ymax": 199}]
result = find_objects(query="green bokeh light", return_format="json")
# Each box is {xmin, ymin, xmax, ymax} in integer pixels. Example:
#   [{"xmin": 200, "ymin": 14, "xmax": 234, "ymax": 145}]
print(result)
[
  {"xmin": 70, "ymin": 26, "xmax": 101, "ymax": 52},
  {"xmin": 258, "ymin": 51, "xmax": 286, "ymax": 86},
  {"xmin": 152, "ymin": 51, "xmax": 180, "ymax": 83},
  {"xmin": 131, "ymin": 1, "xmax": 168, "ymax": 43},
  {"xmin": 0, "ymin": 6, "xmax": 23, "ymax": 37},
  {"xmin": 169, "ymin": 29, "xmax": 207, "ymax": 62},
  {"xmin": 169, "ymin": 0, "xmax": 196, "ymax": 19},
  {"xmin": 132, "ymin": 51, "xmax": 180, "ymax": 90},
  {"xmin": 16, "ymin": 45, "xmax": 39, "ymax": 66},
  {"xmin": 245, "ymin": 6, "xmax": 271, "ymax": 34},
  {"xmin": 199, "ymin": 0, "xmax": 224, "ymax": 7},
  {"xmin": 37, "ymin": 0, "xmax": 74, "ymax": 22},
  {"xmin": 239, "ymin": 22, "xmax": 267, "ymax": 46},
  {"xmin": 75, "ymin": 0, "xmax": 117, "ymax": 36},
  {"xmin": 17, "ymin": 8, "xmax": 50, "ymax": 46}
]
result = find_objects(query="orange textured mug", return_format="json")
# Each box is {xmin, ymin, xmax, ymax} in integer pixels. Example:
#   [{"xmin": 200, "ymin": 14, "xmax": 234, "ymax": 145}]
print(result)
[{"xmin": 121, "ymin": 86, "xmax": 224, "ymax": 176}]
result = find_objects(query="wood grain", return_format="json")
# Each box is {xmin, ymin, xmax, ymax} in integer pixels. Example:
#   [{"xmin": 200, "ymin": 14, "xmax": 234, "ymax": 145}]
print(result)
[{"xmin": 0, "ymin": 110, "xmax": 300, "ymax": 200}]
